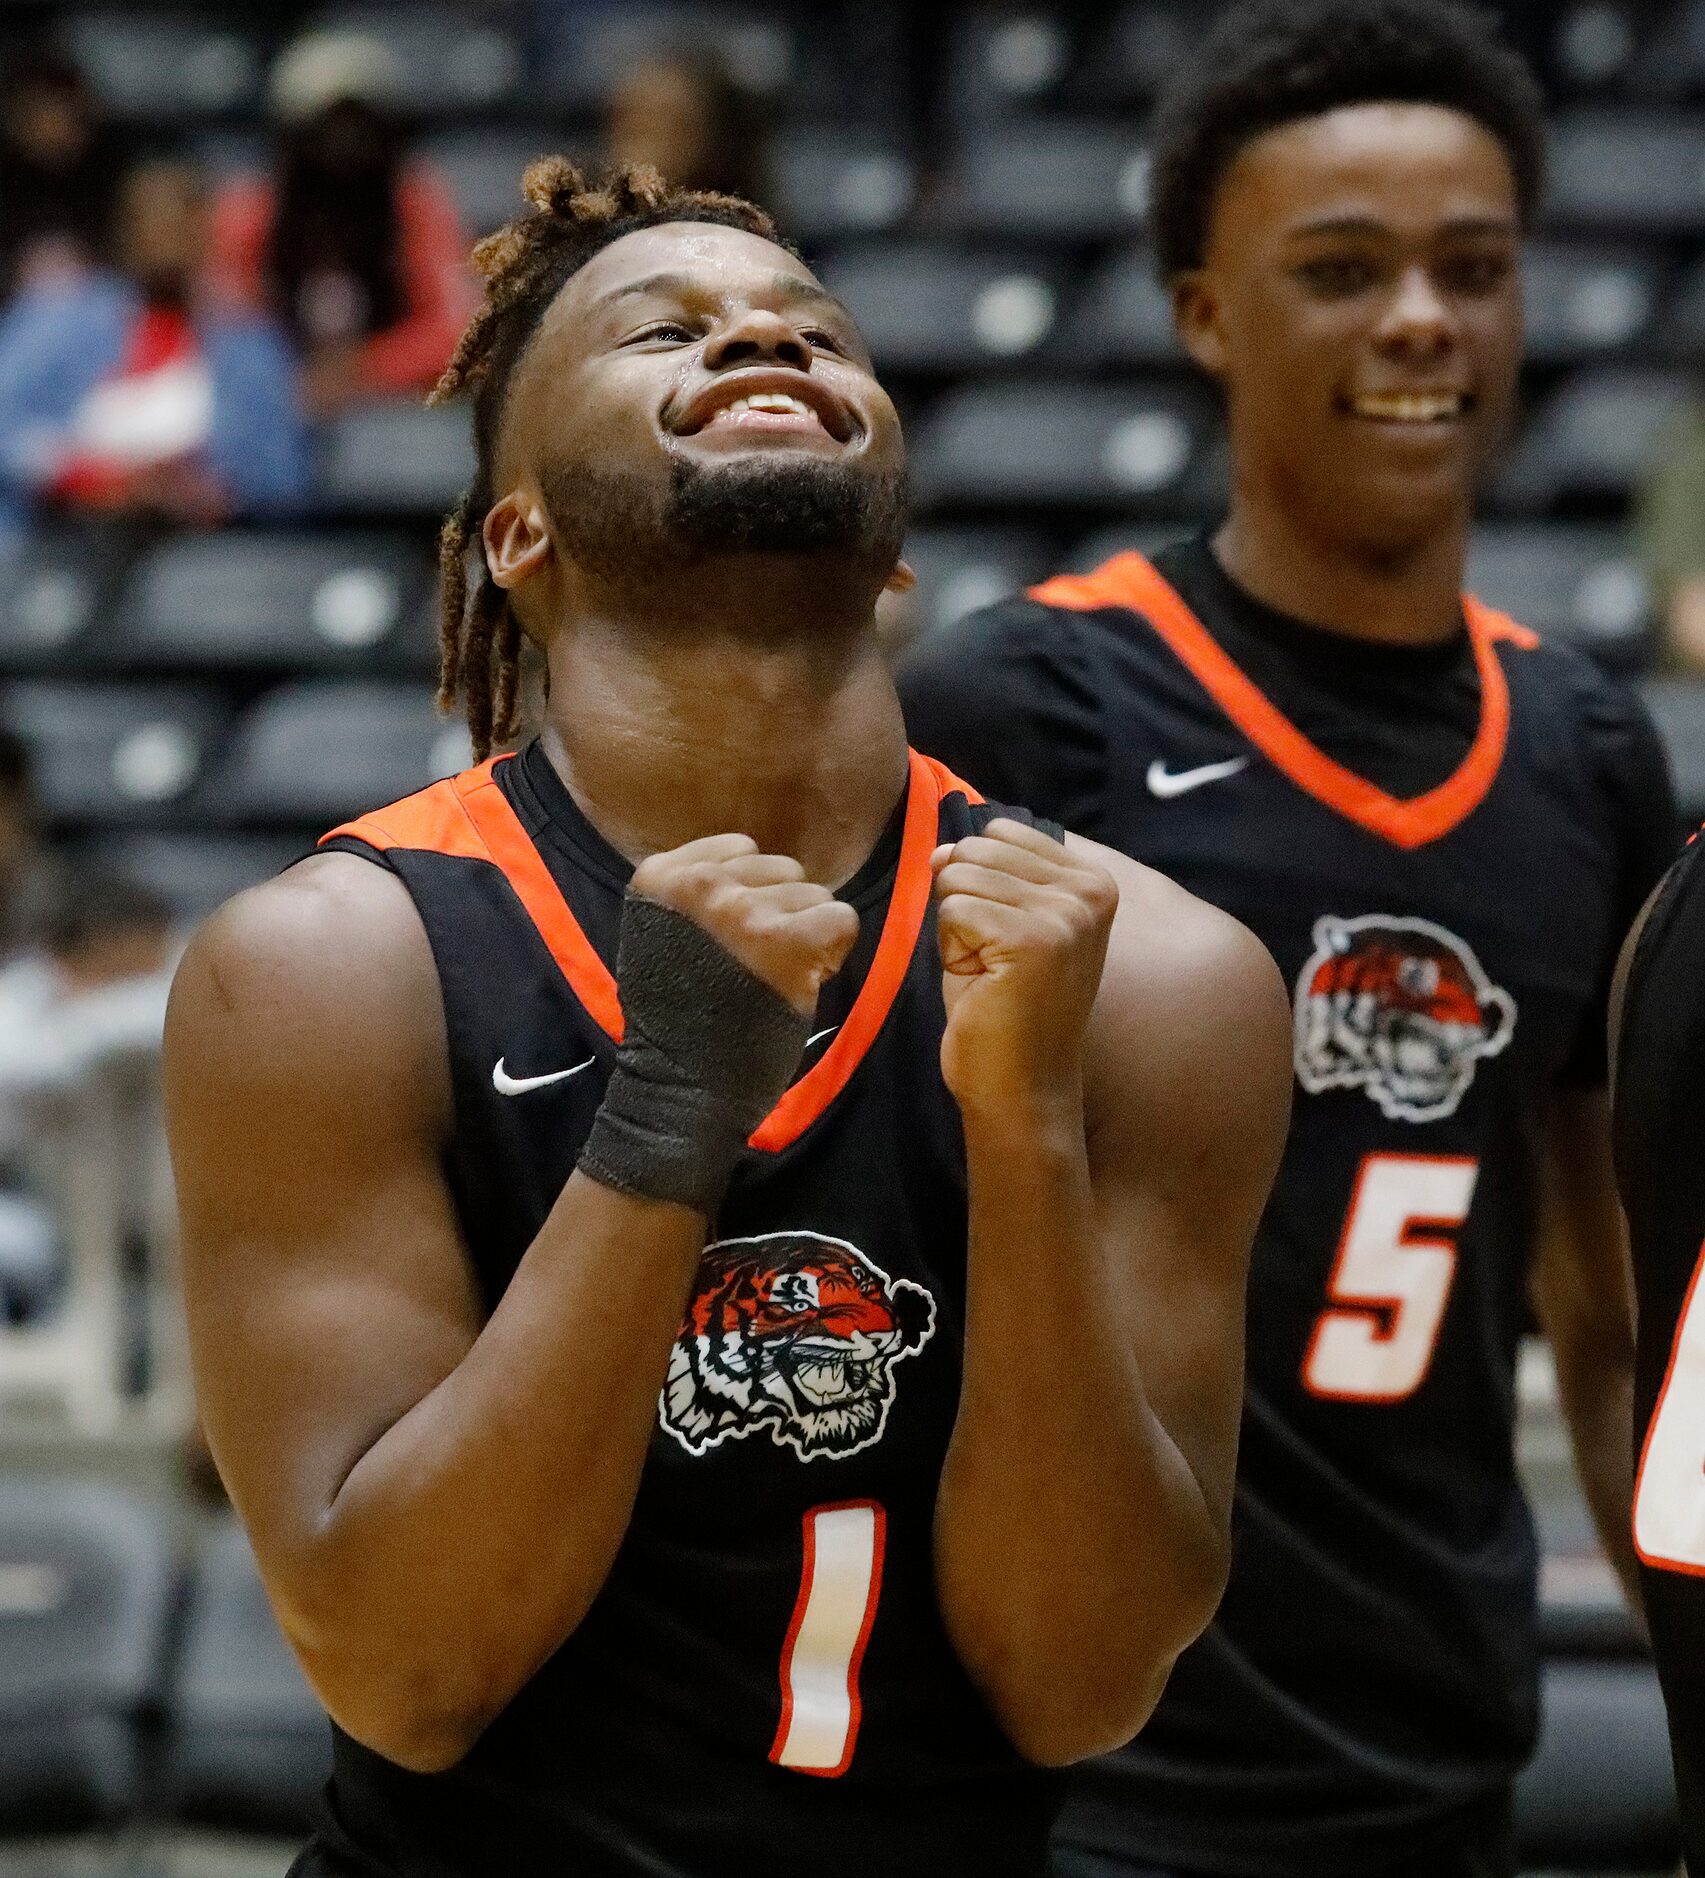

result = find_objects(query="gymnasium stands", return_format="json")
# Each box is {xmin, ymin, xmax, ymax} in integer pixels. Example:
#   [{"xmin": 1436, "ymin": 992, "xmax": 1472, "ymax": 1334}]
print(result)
[{"xmin": 0, "ymin": 4, "xmax": 1699, "ymax": 1871}]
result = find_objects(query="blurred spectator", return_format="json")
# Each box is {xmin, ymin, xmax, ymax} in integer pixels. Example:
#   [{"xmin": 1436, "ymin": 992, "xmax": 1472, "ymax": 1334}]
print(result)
[
  {"xmin": 210, "ymin": 30, "xmax": 475, "ymax": 417},
  {"xmin": 0, "ymin": 868, "xmax": 174, "ymax": 1165},
  {"xmin": 1638, "ymin": 404, "xmax": 1705, "ymax": 675},
  {"xmin": 0, "ymin": 44, "xmax": 126, "ymax": 297},
  {"xmin": 0, "ymin": 728, "xmax": 62, "ymax": 966},
  {"xmin": 605, "ymin": 52, "xmax": 771, "ymax": 200},
  {"xmin": 0, "ymin": 156, "xmax": 308, "ymax": 541}
]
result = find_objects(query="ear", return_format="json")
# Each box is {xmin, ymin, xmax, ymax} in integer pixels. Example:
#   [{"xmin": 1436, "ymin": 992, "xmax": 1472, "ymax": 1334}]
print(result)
[
  {"xmin": 884, "ymin": 558, "xmax": 917, "ymax": 595},
  {"xmin": 1171, "ymin": 268, "xmax": 1228, "ymax": 379},
  {"xmin": 482, "ymin": 491, "xmax": 554, "ymax": 591}
]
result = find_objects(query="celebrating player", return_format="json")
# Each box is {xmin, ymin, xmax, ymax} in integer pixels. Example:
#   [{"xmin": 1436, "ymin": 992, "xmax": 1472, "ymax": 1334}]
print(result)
[
  {"xmin": 163, "ymin": 162, "xmax": 1293, "ymax": 1878},
  {"xmin": 1612, "ymin": 848, "xmax": 1705, "ymax": 1877},
  {"xmin": 899, "ymin": 4, "xmax": 1677, "ymax": 1875}
]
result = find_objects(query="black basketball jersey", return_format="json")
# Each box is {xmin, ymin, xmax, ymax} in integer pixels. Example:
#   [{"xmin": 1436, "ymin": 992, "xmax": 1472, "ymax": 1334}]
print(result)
[
  {"xmin": 899, "ymin": 540, "xmax": 1675, "ymax": 1876},
  {"xmin": 286, "ymin": 741, "xmax": 1065, "ymax": 1878},
  {"xmin": 1614, "ymin": 830, "xmax": 1705, "ymax": 1876}
]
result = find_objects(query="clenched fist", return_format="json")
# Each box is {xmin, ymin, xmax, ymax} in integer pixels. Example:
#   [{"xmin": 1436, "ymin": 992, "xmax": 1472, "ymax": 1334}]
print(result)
[
  {"xmin": 931, "ymin": 819, "xmax": 1118, "ymax": 1116},
  {"xmin": 630, "ymin": 833, "xmax": 861, "ymax": 1019}
]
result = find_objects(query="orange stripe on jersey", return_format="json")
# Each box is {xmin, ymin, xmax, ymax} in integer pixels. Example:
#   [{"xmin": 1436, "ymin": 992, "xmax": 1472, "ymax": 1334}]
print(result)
[
  {"xmin": 325, "ymin": 746, "xmax": 952, "ymax": 1156},
  {"xmin": 1029, "ymin": 552, "xmax": 1534, "ymax": 852}
]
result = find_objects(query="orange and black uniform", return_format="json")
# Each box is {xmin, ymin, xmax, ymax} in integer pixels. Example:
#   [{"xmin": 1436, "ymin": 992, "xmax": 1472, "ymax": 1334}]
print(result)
[
  {"xmin": 899, "ymin": 537, "xmax": 1675, "ymax": 1877},
  {"xmin": 1614, "ymin": 830, "xmax": 1705, "ymax": 1876},
  {"xmin": 288, "ymin": 743, "xmax": 1064, "ymax": 1878}
]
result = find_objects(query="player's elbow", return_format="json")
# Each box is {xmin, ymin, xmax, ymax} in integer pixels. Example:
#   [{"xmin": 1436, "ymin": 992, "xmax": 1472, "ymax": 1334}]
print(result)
[
  {"xmin": 992, "ymin": 1661, "xmax": 1175, "ymax": 1768},
  {"xmin": 295, "ymin": 1639, "xmax": 494, "ymax": 1774}
]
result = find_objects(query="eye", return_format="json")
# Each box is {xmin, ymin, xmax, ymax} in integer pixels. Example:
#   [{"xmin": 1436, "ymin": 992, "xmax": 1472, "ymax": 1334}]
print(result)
[
  {"xmin": 1438, "ymin": 251, "xmax": 1512, "ymax": 296},
  {"xmin": 1296, "ymin": 255, "xmax": 1379, "ymax": 297},
  {"xmin": 629, "ymin": 320, "xmax": 695, "ymax": 345},
  {"xmin": 801, "ymin": 328, "xmax": 843, "ymax": 354}
]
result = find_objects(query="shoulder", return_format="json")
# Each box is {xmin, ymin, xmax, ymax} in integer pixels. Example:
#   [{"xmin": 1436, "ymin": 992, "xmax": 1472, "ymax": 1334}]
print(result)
[
  {"xmin": 166, "ymin": 852, "xmax": 445, "ymax": 1121},
  {"xmin": 1071, "ymin": 833, "xmax": 1292, "ymax": 1147},
  {"xmin": 1499, "ymin": 626, "xmax": 1669, "ymax": 781},
  {"xmin": 210, "ymin": 176, "xmax": 274, "ymax": 235},
  {"xmin": 0, "ymin": 274, "xmax": 128, "ymax": 348}
]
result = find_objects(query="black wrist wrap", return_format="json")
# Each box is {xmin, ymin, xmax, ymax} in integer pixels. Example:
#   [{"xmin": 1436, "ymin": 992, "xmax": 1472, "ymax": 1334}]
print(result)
[{"xmin": 577, "ymin": 894, "xmax": 811, "ymax": 1213}]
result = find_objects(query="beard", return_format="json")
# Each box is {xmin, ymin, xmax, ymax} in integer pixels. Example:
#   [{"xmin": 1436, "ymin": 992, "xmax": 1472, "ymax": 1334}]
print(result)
[{"xmin": 539, "ymin": 448, "xmax": 908, "ymax": 595}]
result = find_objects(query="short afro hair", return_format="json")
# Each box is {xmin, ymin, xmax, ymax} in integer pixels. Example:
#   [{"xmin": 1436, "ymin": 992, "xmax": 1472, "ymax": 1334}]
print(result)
[{"xmin": 1149, "ymin": 0, "xmax": 1546, "ymax": 279}]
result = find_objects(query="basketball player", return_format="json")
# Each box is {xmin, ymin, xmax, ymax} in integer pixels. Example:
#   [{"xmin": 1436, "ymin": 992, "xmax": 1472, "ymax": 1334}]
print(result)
[
  {"xmin": 1612, "ymin": 848, "xmax": 1705, "ymax": 1876},
  {"xmin": 899, "ymin": 4, "xmax": 1678, "ymax": 1875},
  {"xmin": 162, "ymin": 162, "xmax": 1293, "ymax": 1878}
]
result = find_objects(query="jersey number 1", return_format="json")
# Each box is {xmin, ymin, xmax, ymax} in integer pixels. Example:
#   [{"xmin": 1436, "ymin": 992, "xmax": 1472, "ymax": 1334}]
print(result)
[
  {"xmin": 1634, "ymin": 1239, "xmax": 1705, "ymax": 1575},
  {"xmin": 1304, "ymin": 1153, "xmax": 1479, "ymax": 1403},
  {"xmin": 771, "ymin": 1500, "xmax": 886, "ymax": 1777}
]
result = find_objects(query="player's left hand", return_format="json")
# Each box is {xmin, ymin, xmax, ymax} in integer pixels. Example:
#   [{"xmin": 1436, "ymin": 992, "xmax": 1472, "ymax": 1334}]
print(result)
[{"xmin": 930, "ymin": 819, "xmax": 1117, "ymax": 1118}]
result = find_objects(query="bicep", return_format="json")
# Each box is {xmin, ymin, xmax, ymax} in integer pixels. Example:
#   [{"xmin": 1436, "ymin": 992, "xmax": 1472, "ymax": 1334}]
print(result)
[
  {"xmin": 1082, "ymin": 851, "xmax": 1292, "ymax": 1519},
  {"xmin": 165, "ymin": 862, "xmax": 479, "ymax": 1569},
  {"xmin": 1532, "ymin": 1087, "xmax": 1633, "ymax": 1350}
]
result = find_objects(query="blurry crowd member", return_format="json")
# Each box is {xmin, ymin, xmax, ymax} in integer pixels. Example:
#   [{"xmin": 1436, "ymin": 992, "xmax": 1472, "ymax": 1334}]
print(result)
[
  {"xmin": 0, "ymin": 156, "xmax": 308, "ymax": 539},
  {"xmin": 0, "ymin": 45, "xmax": 126, "ymax": 296},
  {"xmin": 902, "ymin": 5, "xmax": 1676, "ymax": 1877},
  {"xmin": 210, "ymin": 31, "xmax": 474, "ymax": 417},
  {"xmin": 1636, "ymin": 406, "xmax": 1705, "ymax": 674},
  {"xmin": 605, "ymin": 52, "xmax": 770, "ymax": 201},
  {"xmin": 0, "ymin": 868, "xmax": 174, "ymax": 1162}
]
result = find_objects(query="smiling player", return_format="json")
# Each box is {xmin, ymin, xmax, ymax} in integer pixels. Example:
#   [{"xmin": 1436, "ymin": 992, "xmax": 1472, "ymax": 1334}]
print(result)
[
  {"xmin": 161, "ymin": 161, "xmax": 1293, "ymax": 1878},
  {"xmin": 899, "ymin": 5, "xmax": 1677, "ymax": 1875}
]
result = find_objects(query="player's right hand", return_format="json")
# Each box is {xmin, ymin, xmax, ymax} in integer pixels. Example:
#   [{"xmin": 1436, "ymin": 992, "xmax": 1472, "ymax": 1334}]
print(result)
[{"xmin": 630, "ymin": 834, "xmax": 860, "ymax": 1018}]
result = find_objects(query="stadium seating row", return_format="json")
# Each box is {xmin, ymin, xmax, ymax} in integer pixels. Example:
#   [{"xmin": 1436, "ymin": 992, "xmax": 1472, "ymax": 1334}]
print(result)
[{"xmin": 0, "ymin": 1475, "xmax": 1677, "ymax": 1863}]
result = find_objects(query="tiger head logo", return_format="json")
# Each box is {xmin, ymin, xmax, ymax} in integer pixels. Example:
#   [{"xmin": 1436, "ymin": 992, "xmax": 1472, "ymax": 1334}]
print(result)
[
  {"xmin": 660, "ymin": 1232, "xmax": 937, "ymax": 1462},
  {"xmin": 1294, "ymin": 914, "xmax": 1516, "ymax": 1124}
]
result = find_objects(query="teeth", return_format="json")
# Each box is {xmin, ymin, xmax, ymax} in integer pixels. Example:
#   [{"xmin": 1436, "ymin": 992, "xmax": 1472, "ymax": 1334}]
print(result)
[
  {"xmin": 1353, "ymin": 392, "xmax": 1464, "ymax": 422},
  {"xmin": 716, "ymin": 392, "xmax": 815, "ymax": 420}
]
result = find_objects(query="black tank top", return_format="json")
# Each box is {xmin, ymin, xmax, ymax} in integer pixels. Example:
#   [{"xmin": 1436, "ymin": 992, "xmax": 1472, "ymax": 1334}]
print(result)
[
  {"xmin": 1614, "ymin": 829, "xmax": 1705, "ymax": 1877},
  {"xmin": 287, "ymin": 740, "xmax": 1064, "ymax": 1878}
]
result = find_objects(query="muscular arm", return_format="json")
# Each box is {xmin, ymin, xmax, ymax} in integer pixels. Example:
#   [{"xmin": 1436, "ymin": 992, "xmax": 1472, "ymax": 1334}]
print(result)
[
  {"xmin": 1531, "ymin": 1085, "xmax": 1646, "ymax": 1625},
  {"xmin": 930, "ymin": 827, "xmax": 1293, "ymax": 1764},
  {"xmin": 168, "ymin": 840, "xmax": 853, "ymax": 1774}
]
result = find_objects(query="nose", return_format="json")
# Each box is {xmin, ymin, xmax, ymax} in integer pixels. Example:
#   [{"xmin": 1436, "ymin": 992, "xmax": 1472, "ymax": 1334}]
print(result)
[
  {"xmin": 703, "ymin": 304, "xmax": 813, "ymax": 373},
  {"xmin": 1375, "ymin": 263, "xmax": 1456, "ymax": 363}
]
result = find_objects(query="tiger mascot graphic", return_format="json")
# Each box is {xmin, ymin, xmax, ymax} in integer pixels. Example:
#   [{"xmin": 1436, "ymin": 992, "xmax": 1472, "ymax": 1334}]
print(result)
[
  {"xmin": 660, "ymin": 1232, "xmax": 937, "ymax": 1462},
  {"xmin": 1294, "ymin": 913, "xmax": 1517, "ymax": 1124}
]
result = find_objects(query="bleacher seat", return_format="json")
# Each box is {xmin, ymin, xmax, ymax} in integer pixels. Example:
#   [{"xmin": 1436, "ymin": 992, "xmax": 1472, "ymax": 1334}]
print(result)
[
  {"xmin": 911, "ymin": 378, "xmax": 1217, "ymax": 512},
  {"xmin": 1641, "ymin": 677, "xmax": 1705, "ymax": 822},
  {"xmin": 1073, "ymin": 0, "xmax": 1220, "ymax": 106},
  {"xmin": 1553, "ymin": 1, "xmax": 1648, "ymax": 95},
  {"xmin": 1466, "ymin": 523, "xmax": 1653, "ymax": 669},
  {"xmin": 167, "ymin": 1515, "xmax": 329, "ymax": 1835},
  {"xmin": 1625, "ymin": 0, "xmax": 1705, "ymax": 99},
  {"xmin": 0, "ymin": 682, "xmax": 228, "ymax": 826},
  {"xmin": 1514, "ymin": 1658, "xmax": 1679, "ymax": 1868},
  {"xmin": 1060, "ymin": 246, "xmax": 1182, "ymax": 367},
  {"xmin": 942, "ymin": 120, "xmax": 1151, "ymax": 242},
  {"xmin": 61, "ymin": 13, "xmax": 264, "ymax": 121},
  {"xmin": 770, "ymin": 128, "xmax": 917, "ymax": 243},
  {"xmin": 305, "ymin": 7, "xmax": 523, "ymax": 115},
  {"xmin": 110, "ymin": 531, "xmax": 432, "ymax": 675},
  {"xmin": 0, "ymin": 1194, "xmax": 61, "ymax": 1328},
  {"xmin": 1495, "ymin": 365, "xmax": 1692, "ymax": 510},
  {"xmin": 83, "ymin": 830, "xmax": 308, "ymax": 922},
  {"xmin": 317, "ymin": 404, "xmax": 476, "ymax": 517},
  {"xmin": 0, "ymin": 1478, "xmax": 174, "ymax": 1831},
  {"xmin": 901, "ymin": 526, "xmax": 1057, "ymax": 639},
  {"xmin": 423, "ymin": 127, "xmax": 582, "ymax": 238},
  {"xmin": 538, "ymin": 5, "xmax": 796, "ymax": 112},
  {"xmin": 818, "ymin": 244, "xmax": 1068, "ymax": 371},
  {"xmin": 1654, "ymin": 250, "xmax": 1705, "ymax": 355},
  {"xmin": 1521, "ymin": 239, "xmax": 1663, "ymax": 362},
  {"xmin": 0, "ymin": 529, "xmax": 133, "ymax": 675},
  {"xmin": 943, "ymin": 10, "xmax": 1077, "ymax": 119},
  {"xmin": 1545, "ymin": 111, "xmax": 1705, "ymax": 232},
  {"xmin": 212, "ymin": 680, "xmax": 472, "ymax": 825}
]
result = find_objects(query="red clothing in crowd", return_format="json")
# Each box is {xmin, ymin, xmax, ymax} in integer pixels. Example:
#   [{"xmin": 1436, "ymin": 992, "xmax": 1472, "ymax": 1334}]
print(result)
[{"xmin": 209, "ymin": 165, "xmax": 474, "ymax": 398}]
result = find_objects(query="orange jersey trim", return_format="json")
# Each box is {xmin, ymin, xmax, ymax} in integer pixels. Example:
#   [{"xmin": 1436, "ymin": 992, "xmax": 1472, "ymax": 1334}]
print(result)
[
  {"xmin": 324, "ymin": 746, "xmax": 970, "ymax": 1156},
  {"xmin": 1028, "ymin": 552, "xmax": 1536, "ymax": 852}
]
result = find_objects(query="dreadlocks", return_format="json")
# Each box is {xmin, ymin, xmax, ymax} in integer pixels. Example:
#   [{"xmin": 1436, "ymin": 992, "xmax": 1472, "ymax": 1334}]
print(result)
[{"xmin": 429, "ymin": 156, "xmax": 778, "ymax": 760}]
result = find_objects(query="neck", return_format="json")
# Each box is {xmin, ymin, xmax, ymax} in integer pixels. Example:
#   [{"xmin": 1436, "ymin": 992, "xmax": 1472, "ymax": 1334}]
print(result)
[
  {"xmin": 536, "ymin": 574, "xmax": 908, "ymax": 888},
  {"xmin": 1214, "ymin": 488, "xmax": 1469, "ymax": 649}
]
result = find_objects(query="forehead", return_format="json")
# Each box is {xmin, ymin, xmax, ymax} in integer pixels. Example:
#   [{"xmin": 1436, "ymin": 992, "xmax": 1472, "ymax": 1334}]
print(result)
[
  {"xmin": 1216, "ymin": 102, "xmax": 1518, "ymax": 237},
  {"xmin": 557, "ymin": 220, "xmax": 824, "ymax": 322}
]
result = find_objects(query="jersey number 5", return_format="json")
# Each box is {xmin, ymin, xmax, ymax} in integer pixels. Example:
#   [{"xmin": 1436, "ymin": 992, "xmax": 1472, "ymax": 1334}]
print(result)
[
  {"xmin": 1303, "ymin": 1153, "xmax": 1479, "ymax": 1403},
  {"xmin": 1634, "ymin": 1240, "xmax": 1705, "ymax": 1575},
  {"xmin": 771, "ymin": 1500, "xmax": 886, "ymax": 1777}
]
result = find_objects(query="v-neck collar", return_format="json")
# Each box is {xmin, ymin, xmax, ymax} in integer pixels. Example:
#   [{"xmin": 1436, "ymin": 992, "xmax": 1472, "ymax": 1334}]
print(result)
[{"xmin": 1030, "ymin": 552, "xmax": 1537, "ymax": 851}]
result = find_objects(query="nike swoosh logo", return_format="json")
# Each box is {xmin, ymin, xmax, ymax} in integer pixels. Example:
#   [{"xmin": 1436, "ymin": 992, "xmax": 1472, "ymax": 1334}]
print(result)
[
  {"xmin": 1146, "ymin": 755, "xmax": 1251, "ymax": 799},
  {"xmin": 806, "ymin": 1026, "xmax": 839, "ymax": 1048},
  {"xmin": 492, "ymin": 1055, "xmax": 597, "ymax": 1096}
]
